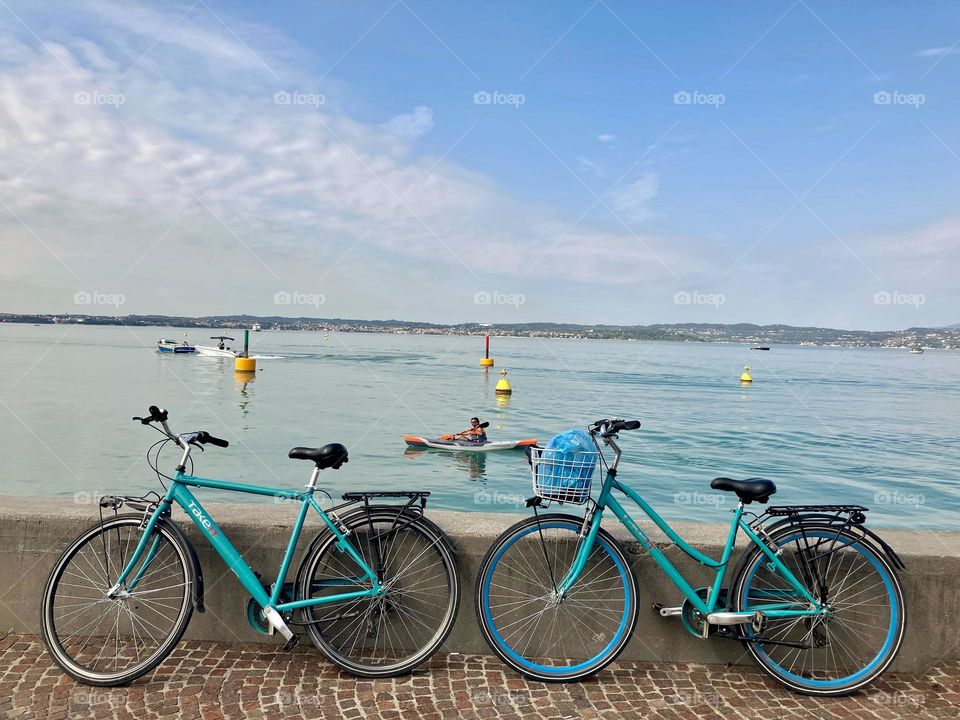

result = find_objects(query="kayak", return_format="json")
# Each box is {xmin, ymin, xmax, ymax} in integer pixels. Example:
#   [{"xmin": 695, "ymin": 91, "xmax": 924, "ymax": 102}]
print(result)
[{"xmin": 403, "ymin": 436, "xmax": 537, "ymax": 452}]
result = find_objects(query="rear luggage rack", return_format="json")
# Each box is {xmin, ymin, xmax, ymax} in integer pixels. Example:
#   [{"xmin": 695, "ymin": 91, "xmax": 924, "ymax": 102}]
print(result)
[
  {"xmin": 766, "ymin": 504, "xmax": 868, "ymax": 518},
  {"xmin": 341, "ymin": 491, "xmax": 430, "ymax": 501}
]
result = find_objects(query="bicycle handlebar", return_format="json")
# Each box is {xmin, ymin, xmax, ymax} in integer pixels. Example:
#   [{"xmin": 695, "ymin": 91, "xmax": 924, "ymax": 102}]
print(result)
[
  {"xmin": 588, "ymin": 418, "xmax": 641, "ymax": 438},
  {"xmin": 133, "ymin": 405, "xmax": 229, "ymax": 448}
]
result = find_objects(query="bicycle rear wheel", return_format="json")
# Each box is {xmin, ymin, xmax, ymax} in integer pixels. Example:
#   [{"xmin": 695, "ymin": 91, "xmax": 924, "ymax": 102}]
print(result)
[
  {"xmin": 732, "ymin": 523, "xmax": 905, "ymax": 696},
  {"xmin": 476, "ymin": 514, "xmax": 638, "ymax": 682},
  {"xmin": 297, "ymin": 507, "xmax": 459, "ymax": 677},
  {"xmin": 41, "ymin": 514, "xmax": 195, "ymax": 686}
]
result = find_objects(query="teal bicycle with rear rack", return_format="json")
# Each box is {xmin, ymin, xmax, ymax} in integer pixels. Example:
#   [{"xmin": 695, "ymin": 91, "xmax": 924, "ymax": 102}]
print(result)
[
  {"xmin": 476, "ymin": 418, "xmax": 906, "ymax": 696},
  {"xmin": 41, "ymin": 406, "xmax": 460, "ymax": 686}
]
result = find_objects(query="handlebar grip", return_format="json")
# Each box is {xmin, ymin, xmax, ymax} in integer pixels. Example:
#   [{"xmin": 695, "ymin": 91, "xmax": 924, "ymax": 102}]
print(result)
[
  {"xmin": 148, "ymin": 406, "xmax": 168, "ymax": 422},
  {"xmin": 599, "ymin": 418, "xmax": 642, "ymax": 437},
  {"xmin": 196, "ymin": 431, "xmax": 229, "ymax": 448}
]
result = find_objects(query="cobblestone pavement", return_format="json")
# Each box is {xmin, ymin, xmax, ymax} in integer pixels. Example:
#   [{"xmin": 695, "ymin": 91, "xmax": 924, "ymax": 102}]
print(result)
[{"xmin": 1, "ymin": 634, "xmax": 957, "ymax": 719}]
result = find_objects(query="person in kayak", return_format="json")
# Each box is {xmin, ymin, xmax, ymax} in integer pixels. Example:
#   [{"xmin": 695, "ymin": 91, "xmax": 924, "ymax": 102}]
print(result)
[{"xmin": 462, "ymin": 417, "xmax": 487, "ymax": 443}]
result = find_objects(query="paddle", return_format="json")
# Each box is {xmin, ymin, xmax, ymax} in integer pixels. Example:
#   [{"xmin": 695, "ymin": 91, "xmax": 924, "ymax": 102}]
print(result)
[{"xmin": 440, "ymin": 422, "xmax": 489, "ymax": 441}]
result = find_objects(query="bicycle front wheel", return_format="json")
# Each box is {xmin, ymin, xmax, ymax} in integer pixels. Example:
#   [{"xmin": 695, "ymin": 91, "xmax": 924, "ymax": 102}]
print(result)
[
  {"xmin": 297, "ymin": 507, "xmax": 460, "ymax": 677},
  {"xmin": 476, "ymin": 514, "xmax": 638, "ymax": 682},
  {"xmin": 41, "ymin": 514, "xmax": 195, "ymax": 686},
  {"xmin": 732, "ymin": 523, "xmax": 906, "ymax": 696}
]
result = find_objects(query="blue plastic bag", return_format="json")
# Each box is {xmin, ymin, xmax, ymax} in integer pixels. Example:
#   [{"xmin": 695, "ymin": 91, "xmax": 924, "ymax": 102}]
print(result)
[{"xmin": 538, "ymin": 429, "xmax": 597, "ymax": 497}]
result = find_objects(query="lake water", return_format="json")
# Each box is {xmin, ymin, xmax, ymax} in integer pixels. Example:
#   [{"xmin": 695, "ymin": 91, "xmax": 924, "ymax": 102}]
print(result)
[{"xmin": 1, "ymin": 324, "xmax": 957, "ymax": 529}]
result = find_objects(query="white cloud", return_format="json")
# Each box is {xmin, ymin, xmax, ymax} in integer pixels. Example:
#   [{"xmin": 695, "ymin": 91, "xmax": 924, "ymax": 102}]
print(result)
[
  {"xmin": 0, "ymin": 4, "xmax": 691, "ymax": 319},
  {"xmin": 381, "ymin": 106, "xmax": 435, "ymax": 141},
  {"xmin": 0, "ymin": 1, "xmax": 956, "ymax": 326},
  {"xmin": 607, "ymin": 173, "xmax": 658, "ymax": 223},
  {"xmin": 597, "ymin": 133, "xmax": 615, "ymax": 142},
  {"xmin": 917, "ymin": 47, "xmax": 959, "ymax": 58},
  {"xmin": 577, "ymin": 156, "xmax": 603, "ymax": 177}
]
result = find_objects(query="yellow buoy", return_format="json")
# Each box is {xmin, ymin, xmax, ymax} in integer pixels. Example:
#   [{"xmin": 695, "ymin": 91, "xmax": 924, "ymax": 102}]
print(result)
[
  {"xmin": 480, "ymin": 335, "xmax": 494, "ymax": 367},
  {"xmin": 235, "ymin": 329, "xmax": 256, "ymax": 373},
  {"xmin": 740, "ymin": 365, "xmax": 752, "ymax": 383},
  {"xmin": 495, "ymin": 368, "xmax": 512, "ymax": 395}
]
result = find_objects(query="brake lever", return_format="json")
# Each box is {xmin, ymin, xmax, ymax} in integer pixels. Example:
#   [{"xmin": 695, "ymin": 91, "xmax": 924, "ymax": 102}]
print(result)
[{"xmin": 132, "ymin": 416, "xmax": 152, "ymax": 425}]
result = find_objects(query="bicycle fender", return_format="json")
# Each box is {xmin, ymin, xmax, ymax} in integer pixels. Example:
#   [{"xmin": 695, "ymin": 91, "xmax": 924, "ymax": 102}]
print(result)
[
  {"xmin": 758, "ymin": 515, "xmax": 906, "ymax": 572},
  {"xmin": 294, "ymin": 505, "xmax": 458, "ymax": 591}
]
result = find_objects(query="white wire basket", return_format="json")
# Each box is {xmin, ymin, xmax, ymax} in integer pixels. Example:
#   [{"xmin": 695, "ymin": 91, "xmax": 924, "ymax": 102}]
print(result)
[{"xmin": 531, "ymin": 447, "xmax": 600, "ymax": 504}]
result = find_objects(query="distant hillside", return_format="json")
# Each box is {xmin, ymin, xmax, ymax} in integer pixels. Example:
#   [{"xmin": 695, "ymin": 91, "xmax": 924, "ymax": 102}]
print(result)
[{"xmin": 2, "ymin": 313, "xmax": 959, "ymax": 349}]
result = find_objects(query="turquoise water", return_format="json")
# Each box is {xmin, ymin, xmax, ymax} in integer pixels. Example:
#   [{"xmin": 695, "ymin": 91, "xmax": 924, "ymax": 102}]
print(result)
[{"xmin": 1, "ymin": 324, "xmax": 957, "ymax": 529}]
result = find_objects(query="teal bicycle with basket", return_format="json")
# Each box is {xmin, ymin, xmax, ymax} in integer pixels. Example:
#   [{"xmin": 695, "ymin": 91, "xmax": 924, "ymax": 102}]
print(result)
[
  {"xmin": 41, "ymin": 406, "xmax": 460, "ymax": 686},
  {"xmin": 476, "ymin": 418, "xmax": 906, "ymax": 696}
]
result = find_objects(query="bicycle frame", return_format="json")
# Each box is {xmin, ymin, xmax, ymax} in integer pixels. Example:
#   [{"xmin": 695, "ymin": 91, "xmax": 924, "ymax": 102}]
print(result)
[
  {"xmin": 555, "ymin": 470, "xmax": 824, "ymax": 620},
  {"xmin": 109, "ymin": 470, "xmax": 382, "ymax": 615}
]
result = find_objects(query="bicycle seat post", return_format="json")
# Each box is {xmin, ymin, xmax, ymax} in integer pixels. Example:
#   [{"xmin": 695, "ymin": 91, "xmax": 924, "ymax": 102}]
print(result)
[{"xmin": 306, "ymin": 466, "xmax": 320, "ymax": 490}]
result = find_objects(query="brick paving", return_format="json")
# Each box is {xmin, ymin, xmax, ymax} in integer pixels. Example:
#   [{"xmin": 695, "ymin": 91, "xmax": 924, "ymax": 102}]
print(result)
[{"xmin": 0, "ymin": 633, "xmax": 956, "ymax": 719}]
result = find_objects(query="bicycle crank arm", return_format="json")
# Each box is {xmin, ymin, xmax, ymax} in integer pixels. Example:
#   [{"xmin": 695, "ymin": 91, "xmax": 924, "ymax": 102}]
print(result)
[
  {"xmin": 262, "ymin": 606, "xmax": 297, "ymax": 647},
  {"xmin": 652, "ymin": 603, "xmax": 683, "ymax": 617}
]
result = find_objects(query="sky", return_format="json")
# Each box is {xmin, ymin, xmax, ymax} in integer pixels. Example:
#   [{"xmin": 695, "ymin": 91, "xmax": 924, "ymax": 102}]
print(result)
[{"xmin": 0, "ymin": 0, "xmax": 958, "ymax": 328}]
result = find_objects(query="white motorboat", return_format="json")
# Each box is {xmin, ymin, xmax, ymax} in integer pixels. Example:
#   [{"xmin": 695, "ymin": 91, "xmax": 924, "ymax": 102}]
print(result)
[{"xmin": 195, "ymin": 336, "xmax": 238, "ymax": 358}]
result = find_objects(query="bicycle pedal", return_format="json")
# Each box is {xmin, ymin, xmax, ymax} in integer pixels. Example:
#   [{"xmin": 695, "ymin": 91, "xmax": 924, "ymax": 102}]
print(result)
[{"xmin": 282, "ymin": 634, "xmax": 300, "ymax": 653}]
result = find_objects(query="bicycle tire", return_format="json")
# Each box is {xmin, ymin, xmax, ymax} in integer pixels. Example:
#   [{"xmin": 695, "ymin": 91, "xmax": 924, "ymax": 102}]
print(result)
[
  {"xmin": 297, "ymin": 507, "xmax": 460, "ymax": 677},
  {"xmin": 731, "ymin": 522, "xmax": 906, "ymax": 696},
  {"xmin": 475, "ymin": 513, "xmax": 638, "ymax": 682},
  {"xmin": 41, "ymin": 514, "xmax": 195, "ymax": 686}
]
